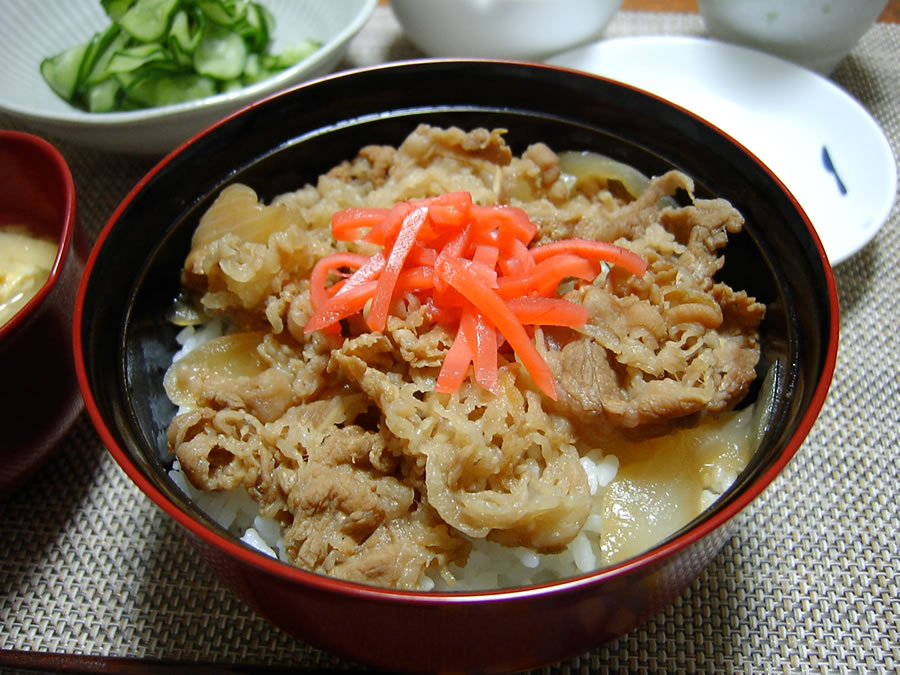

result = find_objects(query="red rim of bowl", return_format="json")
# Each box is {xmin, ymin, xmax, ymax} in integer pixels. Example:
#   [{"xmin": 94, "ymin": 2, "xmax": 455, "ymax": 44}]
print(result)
[
  {"xmin": 73, "ymin": 59, "xmax": 842, "ymax": 605},
  {"xmin": 0, "ymin": 130, "xmax": 77, "ymax": 342}
]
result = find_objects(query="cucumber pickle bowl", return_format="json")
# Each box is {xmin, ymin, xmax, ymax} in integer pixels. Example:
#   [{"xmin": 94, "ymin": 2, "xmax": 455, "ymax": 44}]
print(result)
[
  {"xmin": 73, "ymin": 60, "xmax": 838, "ymax": 672},
  {"xmin": 0, "ymin": 0, "xmax": 377, "ymax": 155}
]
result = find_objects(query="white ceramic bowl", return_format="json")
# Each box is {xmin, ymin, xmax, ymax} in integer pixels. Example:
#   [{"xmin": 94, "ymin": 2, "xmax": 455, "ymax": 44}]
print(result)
[
  {"xmin": 0, "ymin": 0, "xmax": 377, "ymax": 155},
  {"xmin": 698, "ymin": 0, "xmax": 888, "ymax": 75},
  {"xmin": 389, "ymin": 0, "xmax": 622, "ymax": 60}
]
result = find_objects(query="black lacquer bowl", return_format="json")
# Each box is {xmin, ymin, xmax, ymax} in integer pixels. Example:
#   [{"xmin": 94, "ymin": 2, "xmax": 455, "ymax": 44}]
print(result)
[{"xmin": 74, "ymin": 60, "xmax": 838, "ymax": 672}]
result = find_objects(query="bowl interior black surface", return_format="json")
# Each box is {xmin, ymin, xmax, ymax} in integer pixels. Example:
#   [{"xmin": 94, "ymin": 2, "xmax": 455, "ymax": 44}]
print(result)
[{"xmin": 80, "ymin": 60, "xmax": 834, "ymax": 563}]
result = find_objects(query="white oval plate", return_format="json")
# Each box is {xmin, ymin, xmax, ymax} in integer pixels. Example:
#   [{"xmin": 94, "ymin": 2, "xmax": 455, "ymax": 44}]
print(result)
[{"xmin": 548, "ymin": 36, "xmax": 897, "ymax": 265}]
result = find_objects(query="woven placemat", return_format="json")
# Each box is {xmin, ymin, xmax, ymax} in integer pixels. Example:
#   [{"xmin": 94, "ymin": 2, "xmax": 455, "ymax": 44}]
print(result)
[{"xmin": 2, "ymin": 8, "xmax": 898, "ymax": 673}]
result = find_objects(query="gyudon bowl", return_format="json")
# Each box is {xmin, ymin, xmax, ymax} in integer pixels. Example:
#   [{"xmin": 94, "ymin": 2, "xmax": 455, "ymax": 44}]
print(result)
[{"xmin": 74, "ymin": 60, "xmax": 838, "ymax": 672}]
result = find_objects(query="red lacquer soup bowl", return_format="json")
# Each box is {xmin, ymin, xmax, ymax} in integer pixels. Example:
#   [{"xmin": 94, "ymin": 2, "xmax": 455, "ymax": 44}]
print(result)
[{"xmin": 1, "ymin": 130, "xmax": 84, "ymax": 496}]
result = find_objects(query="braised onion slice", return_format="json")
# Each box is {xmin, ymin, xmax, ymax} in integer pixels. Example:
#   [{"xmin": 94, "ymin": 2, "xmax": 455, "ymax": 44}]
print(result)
[
  {"xmin": 559, "ymin": 150, "xmax": 652, "ymax": 200},
  {"xmin": 166, "ymin": 291, "xmax": 209, "ymax": 327},
  {"xmin": 191, "ymin": 183, "xmax": 297, "ymax": 247},
  {"xmin": 164, "ymin": 331, "xmax": 267, "ymax": 408}
]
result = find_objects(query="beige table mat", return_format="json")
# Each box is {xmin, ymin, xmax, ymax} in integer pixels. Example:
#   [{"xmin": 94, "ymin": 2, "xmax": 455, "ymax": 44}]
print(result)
[{"xmin": 2, "ymin": 8, "xmax": 898, "ymax": 673}]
